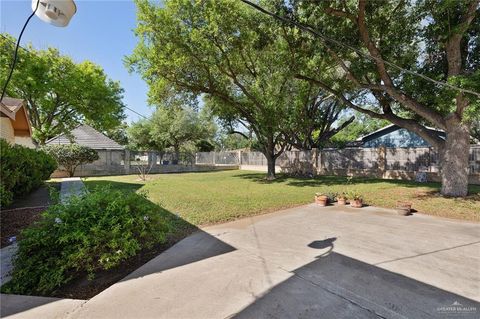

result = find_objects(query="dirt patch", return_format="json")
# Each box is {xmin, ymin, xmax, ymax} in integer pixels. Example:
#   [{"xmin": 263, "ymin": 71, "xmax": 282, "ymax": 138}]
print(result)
[
  {"xmin": 0, "ymin": 207, "xmax": 47, "ymax": 248},
  {"xmin": 1, "ymin": 183, "xmax": 60, "ymax": 248}
]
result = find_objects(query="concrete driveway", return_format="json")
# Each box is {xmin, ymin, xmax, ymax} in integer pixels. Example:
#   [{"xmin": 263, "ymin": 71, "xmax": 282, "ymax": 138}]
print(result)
[{"xmin": 4, "ymin": 204, "xmax": 480, "ymax": 318}]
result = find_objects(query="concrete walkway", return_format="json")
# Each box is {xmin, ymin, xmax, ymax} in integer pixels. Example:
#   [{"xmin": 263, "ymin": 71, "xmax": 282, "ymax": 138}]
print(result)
[
  {"xmin": 61, "ymin": 204, "xmax": 480, "ymax": 319},
  {"xmin": 59, "ymin": 177, "xmax": 86, "ymax": 203}
]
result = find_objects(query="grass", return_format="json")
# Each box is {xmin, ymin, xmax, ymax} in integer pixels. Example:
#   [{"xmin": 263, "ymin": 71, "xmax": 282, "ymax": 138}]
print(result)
[{"xmin": 83, "ymin": 170, "xmax": 480, "ymax": 224}]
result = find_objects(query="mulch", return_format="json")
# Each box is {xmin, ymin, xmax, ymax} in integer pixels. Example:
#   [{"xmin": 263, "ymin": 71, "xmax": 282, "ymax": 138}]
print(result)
[{"xmin": 0, "ymin": 206, "xmax": 46, "ymax": 248}]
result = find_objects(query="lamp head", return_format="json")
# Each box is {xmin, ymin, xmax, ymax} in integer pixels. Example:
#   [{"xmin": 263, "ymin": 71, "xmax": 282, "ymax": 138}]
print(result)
[{"xmin": 32, "ymin": 0, "xmax": 76, "ymax": 27}]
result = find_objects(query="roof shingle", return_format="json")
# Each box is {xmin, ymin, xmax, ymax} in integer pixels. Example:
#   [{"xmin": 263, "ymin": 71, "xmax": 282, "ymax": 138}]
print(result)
[{"xmin": 46, "ymin": 124, "xmax": 124, "ymax": 150}]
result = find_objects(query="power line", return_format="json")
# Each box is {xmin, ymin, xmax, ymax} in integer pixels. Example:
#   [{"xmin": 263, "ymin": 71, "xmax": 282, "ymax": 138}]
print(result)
[
  {"xmin": 240, "ymin": 0, "xmax": 480, "ymax": 98},
  {"xmin": 0, "ymin": 34, "xmax": 149, "ymax": 119}
]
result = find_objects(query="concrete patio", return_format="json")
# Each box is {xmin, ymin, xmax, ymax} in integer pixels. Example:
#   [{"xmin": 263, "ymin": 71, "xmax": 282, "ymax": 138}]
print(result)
[{"xmin": 2, "ymin": 204, "xmax": 480, "ymax": 318}]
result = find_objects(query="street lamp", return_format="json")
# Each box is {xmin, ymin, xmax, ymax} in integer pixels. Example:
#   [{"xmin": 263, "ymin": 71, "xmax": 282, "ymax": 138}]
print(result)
[
  {"xmin": 33, "ymin": 0, "xmax": 77, "ymax": 27},
  {"xmin": 0, "ymin": 0, "xmax": 77, "ymax": 101}
]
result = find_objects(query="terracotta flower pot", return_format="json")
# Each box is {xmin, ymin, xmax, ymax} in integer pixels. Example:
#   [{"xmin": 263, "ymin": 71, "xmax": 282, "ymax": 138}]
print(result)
[
  {"xmin": 315, "ymin": 195, "xmax": 328, "ymax": 206},
  {"xmin": 350, "ymin": 199, "xmax": 363, "ymax": 208},
  {"xmin": 337, "ymin": 198, "xmax": 347, "ymax": 206},
  {"xmin": 396, "ymin": 201, "xmax": 412, "ymax": 216}
]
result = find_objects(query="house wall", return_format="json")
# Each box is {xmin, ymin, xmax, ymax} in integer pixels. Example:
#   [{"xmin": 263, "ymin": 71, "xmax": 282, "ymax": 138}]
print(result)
[
  {"xmin": 15, "ymin": 136, "xmax": 35, "ymax": 148},
  {"xmin": 363, "ymin": 128, "xmax": 431, "ymax": 148},
  {"xmin": 0, "ymin": 117, "xmax": 15, "ymax": 144}
]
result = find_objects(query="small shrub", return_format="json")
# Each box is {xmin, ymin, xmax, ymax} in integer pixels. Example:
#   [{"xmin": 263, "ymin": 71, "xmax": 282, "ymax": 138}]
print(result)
[
  {"xmin": 0, "ymin": 139, "xmax": 57, "ymax": 207},
  {"xmin": 1, "ymin": 187, "xmax": 171, "ymax": 295},
  {"xmin": 44, "ymin": 144, "xmax": 99, "ymax": 177}
]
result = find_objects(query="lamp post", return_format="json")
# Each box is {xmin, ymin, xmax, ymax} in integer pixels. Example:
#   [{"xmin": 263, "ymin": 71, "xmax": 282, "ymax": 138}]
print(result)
[{"xmin": 0, "ymin": 0, "xmax": 77, "ymax": 102}]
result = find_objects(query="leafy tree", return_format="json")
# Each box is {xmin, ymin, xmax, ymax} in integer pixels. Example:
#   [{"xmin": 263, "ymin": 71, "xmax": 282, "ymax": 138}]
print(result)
[
  {"xmin": 44, "ymin": 144, "xmax": 99, "ymax": 177},
  {"xmin": 245, "ymin": 0, "xmax": 479, "ymax": 195},
  {"xmin": 282, "ymin": 86, "xmax": 355, "ymax": 150},
  {"xmin": 128, "ymin": 0, "xmax": 356, "ymax": 178},
  {"xmin": 105, "ymin": 122, "xmax": 129, "ymax": 146},
  {"xmin": 128, "ymin": 105, "xmax": 216, "ymax": 159},
  {"xmin": 0, "ymin": 34, "xmax": 125, "ymax": 144},
  {"xmin": 215, "ymin": 130, "xmax": 252, "ymax": 151},
  {"xmin": 127, "ymin": 0, "xmax": 301, "ymax": 179},
  {"xmin": 330, "ymin": 112, "xmax": 389, "ymax": 147}
]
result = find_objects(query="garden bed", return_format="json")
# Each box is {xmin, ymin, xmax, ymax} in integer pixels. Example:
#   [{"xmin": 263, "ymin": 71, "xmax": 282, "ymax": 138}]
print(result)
[
  {"xmin": 50, "ymin": 230, "xmax": 194, "ymax": 299},
  {"xmin": 1, "ymin": 183, "xmax": 60, "ymax": 248},
  {"xmin": 0, "ymin": 207, "xmax": 46, "ymax": 248}
]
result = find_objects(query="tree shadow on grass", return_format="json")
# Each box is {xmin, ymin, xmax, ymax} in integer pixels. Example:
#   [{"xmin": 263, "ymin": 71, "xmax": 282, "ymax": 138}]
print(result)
[
  {"xmin": 234, "ymin": 171, "xmax": 480, "ymax": 195},
  {"xmin": 82, "ymin": 180, "xmax": 145, "ymax": 193}
]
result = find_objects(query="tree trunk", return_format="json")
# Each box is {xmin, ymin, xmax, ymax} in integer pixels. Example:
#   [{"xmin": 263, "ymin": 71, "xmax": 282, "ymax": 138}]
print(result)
[
  {"xmin": 265, "ymin": 153, "xmax": 276, "ymax": 180},
  {"xmin": 173, "ymin": 145, "xmax": 180, "ymax": 165},
  {"xmin": 439, "ymin": 119, "xmax": 470, "ymax": 197},
  {"xmin": 264, "ymin": 139, "xmax": 277, "ymax": 180}
]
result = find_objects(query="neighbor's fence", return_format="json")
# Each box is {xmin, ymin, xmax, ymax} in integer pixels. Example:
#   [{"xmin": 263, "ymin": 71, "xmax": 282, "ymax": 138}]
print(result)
[
  {"xmin": 194, "ymin": 145, "xmax": 480, "ymax": 184},
  {"xmin": 51, "ymin": 150, "xmax": 237, "ymax": 178}
]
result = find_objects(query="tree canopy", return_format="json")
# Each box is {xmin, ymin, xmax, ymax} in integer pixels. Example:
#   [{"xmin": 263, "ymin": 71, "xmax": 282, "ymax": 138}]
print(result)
[
  {"xmin": 243, "ymin": 0, "xmax": 479, "ymax": 195},
  {"xmin": 0, "ymin": 34, "xmax": 126, "ymax": 144},
  {"xmin": 128, "ymin": 105, "xmax": 216, "ymax": 157},
  {"xmin": 127, "ymin": 0, "xmax": 354, "ymax": 178}
]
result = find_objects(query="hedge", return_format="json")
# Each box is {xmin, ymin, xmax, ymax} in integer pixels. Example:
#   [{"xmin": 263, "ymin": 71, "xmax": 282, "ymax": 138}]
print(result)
[
  {"xmin": 1, "ymin": 187, "xmax": 171, "ymax": 295},
  {"xmin": 0, "ymin": 139, "xmax": 57, "ymax": 207}
]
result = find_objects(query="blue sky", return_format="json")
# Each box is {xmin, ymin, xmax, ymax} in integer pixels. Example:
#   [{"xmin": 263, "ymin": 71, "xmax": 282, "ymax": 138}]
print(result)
[{"xmin": 0, "ymin": 0, "xmax": 154, "ymax": 123}]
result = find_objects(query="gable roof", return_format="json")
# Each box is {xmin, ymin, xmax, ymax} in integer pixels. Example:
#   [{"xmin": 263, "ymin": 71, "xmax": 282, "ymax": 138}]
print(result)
[
  {"xmin": 46, "ymin": 124, "xmax": 124, "ymax": 150},
  {"xmin": 355, "ymin": 124, "xmax": 445, "ymax": 143},
  {"xmin": 0, "ymin": 97, "xmax": 32, "ymax": 136}
]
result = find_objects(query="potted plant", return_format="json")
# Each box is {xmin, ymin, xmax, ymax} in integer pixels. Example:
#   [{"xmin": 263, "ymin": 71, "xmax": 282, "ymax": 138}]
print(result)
[
  {"xmin": 336, "ymin": 193, "xmax": 348, "ymax": 206},
  {"xmin": 315, "ymin": 193, "xmax": 328, "ymax": 206},
  {"xmin": 349, "ymin": 191, "xmax": 363, "ymax": 208},
  {"xmin": 396, "ymin": 201, "xmax": 412, "ymax": 216}
]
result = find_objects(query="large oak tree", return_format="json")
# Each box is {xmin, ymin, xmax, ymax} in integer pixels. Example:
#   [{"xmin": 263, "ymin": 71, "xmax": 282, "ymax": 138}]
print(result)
[
  {"xmin": 0, "ymin": 34, "xmax": 125, "ymax": 144},
  {"xmin": 127, "ymin": 0, "xmax": 353, "ymax": 179},
  {"xmin": 243, "ymin": 0, "xmax": 480, "ymax": 196}
]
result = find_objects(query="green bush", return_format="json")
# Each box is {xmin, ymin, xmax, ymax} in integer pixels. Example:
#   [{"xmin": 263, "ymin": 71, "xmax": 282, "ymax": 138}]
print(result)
[
  {"xmin": 0, "ymin": 139, "xmax": 57, "ymax": 207},
  {"xmin": 1, "ymin": 187, "xmax": 171, "ymax": 295},
  {"xmin": 43, "ymin": 144, "xmax": 99, "ymax": 177}
]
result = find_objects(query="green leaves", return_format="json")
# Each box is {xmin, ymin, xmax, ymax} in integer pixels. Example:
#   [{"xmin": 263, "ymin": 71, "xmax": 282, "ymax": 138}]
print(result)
[
  {"xmin": 0, "ymin": 34, "xmax": 126, "ymax": 144},
  {"xmin": 128, "ymin": 105, "xmax": 216, "ymax": 153},
  {"xmin": 43, "ymin": 144, "xmax": 99, "ymax": 177},
  {"xmin": 1, "ymin": 187, "xmax": 172, "ymax": 295},
  {"xmin": 0, "ymin": 139, "xmax": 57, "ymax": 207}
]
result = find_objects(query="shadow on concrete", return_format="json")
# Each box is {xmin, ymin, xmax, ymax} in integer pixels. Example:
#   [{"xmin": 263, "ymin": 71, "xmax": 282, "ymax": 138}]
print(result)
[
  {"xmin": 0, "ymin": 294, "xmax": 81, "ymax": 318},
  {"xmin": 121, "ymin": 230, "xmax": 236, "ymax": 281},
  {"xmin": 234, "ymin": 248, "xmax": 480, "ymax": 318},
  {"xmin": 1, "ymin": 187, "xmax": 236, "ymax": 316}
]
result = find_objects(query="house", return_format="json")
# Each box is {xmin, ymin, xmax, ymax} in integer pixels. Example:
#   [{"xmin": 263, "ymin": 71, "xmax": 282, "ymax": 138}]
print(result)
[
  {"xmin": 0, "ymin": 97, "xmax": 35, "ymax": 148},
  {"xmin": 46, "ymin": 124, "xmax": 125, "ymax": 177},
  {"xmin": 46, "ymin": 124, "xmax": 124, "ymax": 150},
  {"xmin": 354, "ymin": 124, "xmax": 445, "ymax": 148}
]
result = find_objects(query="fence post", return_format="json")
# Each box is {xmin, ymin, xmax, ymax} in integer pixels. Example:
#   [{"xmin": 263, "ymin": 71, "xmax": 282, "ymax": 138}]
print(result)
[
  {"xmin": 124, "ymin": 149, "xmax": 130, "ymax": 174},
  {"xmin": 318, "ymin": 149, "xmax": 324, "ymax": 175},
  {"xmin": 378, "ymin": 146, "xmax": 386, "ymax": 178},
  {"xmin": 238, "ymin": 150, "xmax": 242, "ymax": 166},
  {"xmin": 212, "ymin": 151, "xmax": 216, "ymax": 166}
]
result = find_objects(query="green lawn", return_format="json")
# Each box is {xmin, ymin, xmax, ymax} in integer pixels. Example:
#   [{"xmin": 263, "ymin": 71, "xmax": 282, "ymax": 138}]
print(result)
[{"xmin": 83, "ymin": 170, "xmax": 480, "ymax": 224}]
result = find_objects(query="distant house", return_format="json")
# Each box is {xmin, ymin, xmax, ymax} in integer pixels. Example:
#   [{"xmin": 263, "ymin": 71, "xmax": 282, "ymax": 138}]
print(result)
[
  {"xmin": 0, "ymin": 97, "xmax": 35, "ymax": 148},
  {"xmin": 46, "ymin": 124, "xmax": 124, "ymax": 150},
  {"xmin": 46, "ymin": 124, "xmax": 125, "ymax": 177},
  {"xmin": 354, "ymin": 124, "xmax": 445, "ymax": 148}
]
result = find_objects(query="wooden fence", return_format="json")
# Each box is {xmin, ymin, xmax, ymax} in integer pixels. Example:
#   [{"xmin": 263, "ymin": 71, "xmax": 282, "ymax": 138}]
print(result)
[{"xmin": 196, "ymin": 146, "xmax": 480, "ymax": 184}]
